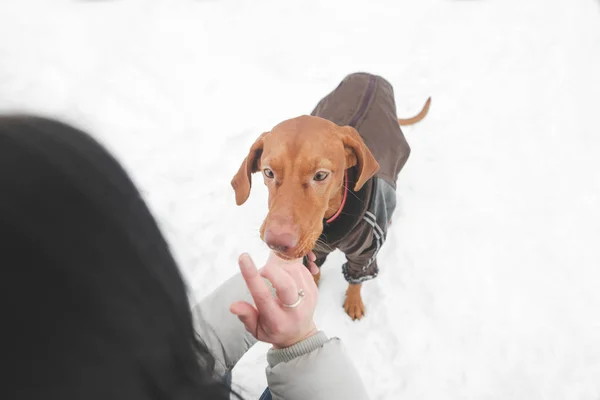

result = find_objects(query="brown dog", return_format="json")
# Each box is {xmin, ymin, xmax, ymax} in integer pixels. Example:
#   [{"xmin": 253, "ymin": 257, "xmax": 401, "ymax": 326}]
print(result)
[{"xmin": 231, "ymin": 72, "xmax": 430, "ymax": 320}]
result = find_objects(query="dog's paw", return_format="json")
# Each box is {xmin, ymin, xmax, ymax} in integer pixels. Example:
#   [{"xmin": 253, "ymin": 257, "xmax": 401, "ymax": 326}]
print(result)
[{"xmin": 344, "ymin": 289, "xmax": 365, "ymax": 320}]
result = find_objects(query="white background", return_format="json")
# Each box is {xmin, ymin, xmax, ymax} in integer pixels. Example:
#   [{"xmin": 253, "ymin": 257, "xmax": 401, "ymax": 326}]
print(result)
[{"xmin": 1, "ymin": 0, "xmax": 599, "ymax": 398}]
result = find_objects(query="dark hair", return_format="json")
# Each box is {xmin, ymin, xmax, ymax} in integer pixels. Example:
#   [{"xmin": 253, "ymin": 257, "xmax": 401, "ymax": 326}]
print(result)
[{"xmin": 0, "ymin": 116, "xmax": 235, "ymax": 399}]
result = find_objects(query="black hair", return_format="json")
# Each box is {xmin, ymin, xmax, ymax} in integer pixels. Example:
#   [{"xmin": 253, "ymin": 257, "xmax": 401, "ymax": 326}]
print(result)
[{"xmin": 0, "ymin": 116, "xmax": 237, "ymax": 399}]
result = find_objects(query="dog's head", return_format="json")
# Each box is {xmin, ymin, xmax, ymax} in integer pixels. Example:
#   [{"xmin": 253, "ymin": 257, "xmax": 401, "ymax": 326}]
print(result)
[{"xmin": 231, "ymin": 115, "xmax": 379, "ymax": 259}]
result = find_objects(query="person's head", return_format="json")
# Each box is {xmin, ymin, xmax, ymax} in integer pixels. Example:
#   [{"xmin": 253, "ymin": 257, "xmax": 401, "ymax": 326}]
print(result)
[
  {"xmin": 0, "ymin": 116, "xmax": 234, "ymax": 399},
  {"xmin": 231, "ymin": 115, "xmax": 379, "ymax": 260}
]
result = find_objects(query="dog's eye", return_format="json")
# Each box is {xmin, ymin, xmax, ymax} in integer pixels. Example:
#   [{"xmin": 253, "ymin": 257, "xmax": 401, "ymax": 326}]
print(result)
[
  {"xmin": 313, "ymin": 171, "xmax": 329, "ymax": 181},
  {"xmin": 263, "ymin": 168, "xmax": 274, "ymax": 179}
]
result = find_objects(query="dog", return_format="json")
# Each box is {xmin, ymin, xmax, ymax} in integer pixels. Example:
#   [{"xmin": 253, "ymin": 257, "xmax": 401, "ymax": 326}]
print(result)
[{"xmin": 231, "ymin": 72, "xmax": 430, "ymax": 320}]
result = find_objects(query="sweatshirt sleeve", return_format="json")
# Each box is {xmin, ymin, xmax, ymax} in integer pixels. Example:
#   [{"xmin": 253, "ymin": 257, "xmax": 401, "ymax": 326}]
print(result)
[
  {"xmin": 338, "ymin": 178, "xmax": 397, "ymax": 284},
  {"xmin": 190, "ymin": 272, "xmax": 257, "ymax": 378},
  {"xmin": 192, "ymin": 274, "xmax": 370, "ymax": 398},
  {"xmin": 265, "ymin": 332, "xmax": 370, "ymax": 400}
]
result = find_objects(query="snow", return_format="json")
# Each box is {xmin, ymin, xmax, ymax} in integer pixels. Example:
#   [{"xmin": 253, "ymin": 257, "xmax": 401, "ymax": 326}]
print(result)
[{"xmin": 2, "ymin": 0, "xmax": 600, "ymax": 398}]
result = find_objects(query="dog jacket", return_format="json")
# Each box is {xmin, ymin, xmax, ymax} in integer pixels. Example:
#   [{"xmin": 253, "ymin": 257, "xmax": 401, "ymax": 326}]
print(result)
[{"xmin": 307, "ymin": 72, "xmax": 411, "ymax": 284}]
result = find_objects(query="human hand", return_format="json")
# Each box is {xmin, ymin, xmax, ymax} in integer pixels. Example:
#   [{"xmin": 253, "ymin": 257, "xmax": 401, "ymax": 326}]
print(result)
[{"xmin": 230, "ymin": 251, "xmax": 318, "ymax": 349}]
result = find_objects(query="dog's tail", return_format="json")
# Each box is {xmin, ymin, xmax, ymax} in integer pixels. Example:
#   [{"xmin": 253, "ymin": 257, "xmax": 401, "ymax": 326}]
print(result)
[{"xmin": 398, "ymin": 97, "xmax": 431, "ymax": 126}]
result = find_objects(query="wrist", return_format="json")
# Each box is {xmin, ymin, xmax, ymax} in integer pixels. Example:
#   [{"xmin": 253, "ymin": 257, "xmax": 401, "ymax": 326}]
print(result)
[
  {"xmin": 272, "ymin": 324, "xmax": 318, "ymax": 349},
  {"xmin": 267, "ymin": 331, "xmax": 329, "ymax": 367}
]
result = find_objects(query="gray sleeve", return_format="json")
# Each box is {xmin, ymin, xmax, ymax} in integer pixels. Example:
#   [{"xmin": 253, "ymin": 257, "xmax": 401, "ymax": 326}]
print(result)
[
  {"xmin": 190, "ymin": 273, "xmax": 258, "ymax": 378},
  {"xmin": 339, "ymin": 178, "xmax": 396, "ymax": 283},
  {"xmin": 192, "ymin": 275, "xmax": 370, "ymax": 398},
  {"xmin": 266, "ymin": 332, "xmax": 370, "ymax": 400}
]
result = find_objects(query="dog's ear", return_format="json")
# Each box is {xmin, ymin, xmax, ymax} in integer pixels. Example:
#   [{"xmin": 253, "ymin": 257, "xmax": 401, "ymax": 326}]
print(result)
[
  {"xmin": 338, "ymin": 125, "xmax": 379, "ymax": 191},
  {"xmin": 231, "ymin": 132, "xmax": 269, "ymax": 205}
]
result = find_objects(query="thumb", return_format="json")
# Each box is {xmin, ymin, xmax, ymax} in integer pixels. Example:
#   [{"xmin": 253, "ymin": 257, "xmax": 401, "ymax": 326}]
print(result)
[{"xmin": 230, "ymin": 301, "xmax": 259, "ymax": 336}]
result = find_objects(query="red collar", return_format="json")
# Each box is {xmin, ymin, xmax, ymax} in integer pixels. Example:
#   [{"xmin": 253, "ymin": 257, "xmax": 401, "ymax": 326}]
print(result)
[{"xmin": 325, "ymin": 170, "xmax": 349, "ymax": 224}]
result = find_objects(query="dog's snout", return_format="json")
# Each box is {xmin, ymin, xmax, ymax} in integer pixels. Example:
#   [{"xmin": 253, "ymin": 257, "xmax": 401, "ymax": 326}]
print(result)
[{"xmin": 264, "ymin": 229, "xmax": 298, "ymax": 254}]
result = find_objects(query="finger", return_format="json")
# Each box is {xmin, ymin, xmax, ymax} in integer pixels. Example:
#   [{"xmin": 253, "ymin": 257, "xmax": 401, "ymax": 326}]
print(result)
[
  {"xmin": 296, "ymin": 259, "xmax": 318, "ymax": 282},
  {"xmin": 306, "ymin": 251, "xmax": 319, "ymax": 274},
  {"xmin": 307, "ymin": 261, "xmax": 319, "ymax": 275},
  {"xmin": 260, "ymin": 263, "xmax": 299, "ymax": 306},
  {"xmin": 238, "ymin": 254, "xmax": 280, "ymax": 316},
  {"xmin": 281, "ymin": 261, "xmax": 318, "ymax": 297},
  {"xmin": 230, "ymin": 301, "xmax": 259, "ymax": 337}
]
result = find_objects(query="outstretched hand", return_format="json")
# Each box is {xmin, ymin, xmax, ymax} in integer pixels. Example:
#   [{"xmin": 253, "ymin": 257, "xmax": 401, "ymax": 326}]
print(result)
[{"xmin": 230, "ymin": 252, "xmax": 318, "ymax": 349}]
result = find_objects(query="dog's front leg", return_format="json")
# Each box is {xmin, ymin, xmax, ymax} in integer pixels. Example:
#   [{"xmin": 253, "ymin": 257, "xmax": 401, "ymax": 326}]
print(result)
[
  {"xmin": 344, "ymin": 283, "xmax": 365, "ymax": 320},
  {"xmin": 341, "ymin": 256, "xmax": 379, "ymax": 320},
  {"xmin": 313, "ymin": 270, "xmax": 322, "ymax": 287}
]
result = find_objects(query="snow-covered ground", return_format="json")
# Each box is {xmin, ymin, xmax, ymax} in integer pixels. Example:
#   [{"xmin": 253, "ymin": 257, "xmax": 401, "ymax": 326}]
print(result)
[{"xmin": 2, "ymin": 0, "xmax": 600, "ymax": 398}]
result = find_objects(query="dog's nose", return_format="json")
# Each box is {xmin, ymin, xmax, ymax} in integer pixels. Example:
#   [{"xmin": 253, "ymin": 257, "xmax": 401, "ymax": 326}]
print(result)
[{"xmin": 264, "ymin": 230, "xmax": 298, "ymax": 254}]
